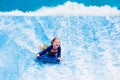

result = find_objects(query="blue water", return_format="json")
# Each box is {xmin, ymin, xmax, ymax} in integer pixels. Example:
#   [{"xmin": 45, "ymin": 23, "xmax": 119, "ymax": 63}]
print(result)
[
  {"xmin": 0, "ymin": 0, "xmax": 120, "ymax": 11},
  {"xmin": 0, "ymin": 1, "xmax": 120, "ymax": 80}
]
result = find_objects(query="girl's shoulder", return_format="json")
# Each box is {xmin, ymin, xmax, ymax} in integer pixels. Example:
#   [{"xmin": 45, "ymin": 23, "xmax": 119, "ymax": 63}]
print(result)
[{"xmin": 58, "ymin": 46, "xmax": 61, "ymax": 50}]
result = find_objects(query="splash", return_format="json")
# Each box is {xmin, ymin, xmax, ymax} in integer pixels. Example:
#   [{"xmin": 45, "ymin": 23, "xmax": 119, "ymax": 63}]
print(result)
[
  {"xmin": 0, "ymin": 1, "xmax": 120, "ymax": 16},
  {"xmin": 0, "ymin": 1, "xmax": 120, "ymax": 80}
]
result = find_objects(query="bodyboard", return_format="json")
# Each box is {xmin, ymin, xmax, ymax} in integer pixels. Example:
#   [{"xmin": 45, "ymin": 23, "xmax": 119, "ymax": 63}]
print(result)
[{"xmin": 37, "ymin": 54, "xmax": 60, "ymax": 63}]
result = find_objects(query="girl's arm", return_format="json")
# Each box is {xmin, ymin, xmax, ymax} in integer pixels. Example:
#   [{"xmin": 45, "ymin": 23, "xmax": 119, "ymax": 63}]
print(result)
[
  {"xmin": 57, "ymin": 46, "xmax": 61, "ymax": 58},
  {"xmin": 37, "ymin": 45, "xmax": 52, "ymax": 56}
]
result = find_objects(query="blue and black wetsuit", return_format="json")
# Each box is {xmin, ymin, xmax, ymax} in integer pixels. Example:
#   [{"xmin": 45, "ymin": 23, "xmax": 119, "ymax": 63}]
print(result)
[{"xmin": 38, "ymin": 45, "xmax": 61, "ymax": 58}]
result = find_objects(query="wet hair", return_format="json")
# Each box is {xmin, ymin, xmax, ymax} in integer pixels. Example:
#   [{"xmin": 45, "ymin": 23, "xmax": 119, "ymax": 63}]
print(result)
[{"xmin": 51, "ymin": 38, "xmax": 60, "ymax": 45}]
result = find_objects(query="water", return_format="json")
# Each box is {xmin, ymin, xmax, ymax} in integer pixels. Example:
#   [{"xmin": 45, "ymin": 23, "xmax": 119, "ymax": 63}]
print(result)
[
  {"xmin": 0, "ymin": 1, "xmax": 120, "ymax": 80},
  {"xmin": 0, "ymin": 0, "xmax": 120, "ymax": 11}
]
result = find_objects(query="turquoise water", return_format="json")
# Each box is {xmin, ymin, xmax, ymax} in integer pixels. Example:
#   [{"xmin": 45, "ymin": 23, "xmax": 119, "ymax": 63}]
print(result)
[
  {"xmin": 0, "ymin": 1, "xmax": 120, "ymax": 80},
  {"xmin": 0, "ymin": 0, "xmax": 120, "ymax": 11}
]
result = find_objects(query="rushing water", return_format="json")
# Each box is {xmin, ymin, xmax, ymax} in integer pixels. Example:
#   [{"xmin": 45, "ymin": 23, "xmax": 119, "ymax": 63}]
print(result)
[{"xmin": 0, "ymin": 1, "xmax": 120, "ymax": 80}]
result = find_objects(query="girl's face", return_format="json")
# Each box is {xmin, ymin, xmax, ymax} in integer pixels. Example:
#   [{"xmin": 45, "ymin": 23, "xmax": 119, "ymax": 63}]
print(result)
[{"xmin": 52, "ymin": 39, "xmax": 60, "ymax": 49}]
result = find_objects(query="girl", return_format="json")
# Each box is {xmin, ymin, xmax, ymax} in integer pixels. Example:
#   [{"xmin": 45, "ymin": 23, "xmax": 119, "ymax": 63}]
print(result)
[{"xmin": 36, "ymin": 38, "xmax": 62, "ymax": 61}]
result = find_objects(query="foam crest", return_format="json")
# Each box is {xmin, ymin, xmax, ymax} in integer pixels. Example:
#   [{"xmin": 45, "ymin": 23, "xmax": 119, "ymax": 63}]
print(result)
[{"xmin": 0, "ymin": 1, "xmax": 120, "ymax": 16}]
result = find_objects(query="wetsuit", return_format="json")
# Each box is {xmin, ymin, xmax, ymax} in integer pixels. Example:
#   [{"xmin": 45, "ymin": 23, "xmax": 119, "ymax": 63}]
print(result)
[{"xmin": 38, "ymin": 45, "xmax": 61, "ymax": 58}]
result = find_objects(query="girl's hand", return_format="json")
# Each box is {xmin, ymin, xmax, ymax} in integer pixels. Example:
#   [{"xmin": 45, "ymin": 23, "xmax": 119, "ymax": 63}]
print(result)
[
  {"xmin": 36, "ymin": 54, "xmax": 40, "ymax": 57},
  {"xmin": 57, "ymin": 57, "xmax": 62, "ymax": 61}
]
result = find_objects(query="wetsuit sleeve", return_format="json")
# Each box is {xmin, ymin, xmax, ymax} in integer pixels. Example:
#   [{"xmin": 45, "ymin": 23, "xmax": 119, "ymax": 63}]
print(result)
[
  {"xmin": 38, "ymin": 46, "xmax": 52, "ymax": 56},
  {"xmin": 57, "ymin": 46, "xmax": 61, "ymax": 58}
]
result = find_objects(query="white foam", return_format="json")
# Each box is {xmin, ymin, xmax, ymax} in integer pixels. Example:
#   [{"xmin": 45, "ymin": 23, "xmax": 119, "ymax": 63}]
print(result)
[{"xmin": 0, "ymin": 1, "xmax": 120, "ymax": 16}]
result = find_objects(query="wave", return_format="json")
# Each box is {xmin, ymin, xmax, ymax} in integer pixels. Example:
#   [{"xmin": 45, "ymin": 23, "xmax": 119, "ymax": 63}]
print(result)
[
  {"xmin": 0, "ymin": 1, "xmax": 120, "ymax": 16},
  {"xmin": 0, "ymin": 2, "xmax": 120, "ymax": 80}
]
